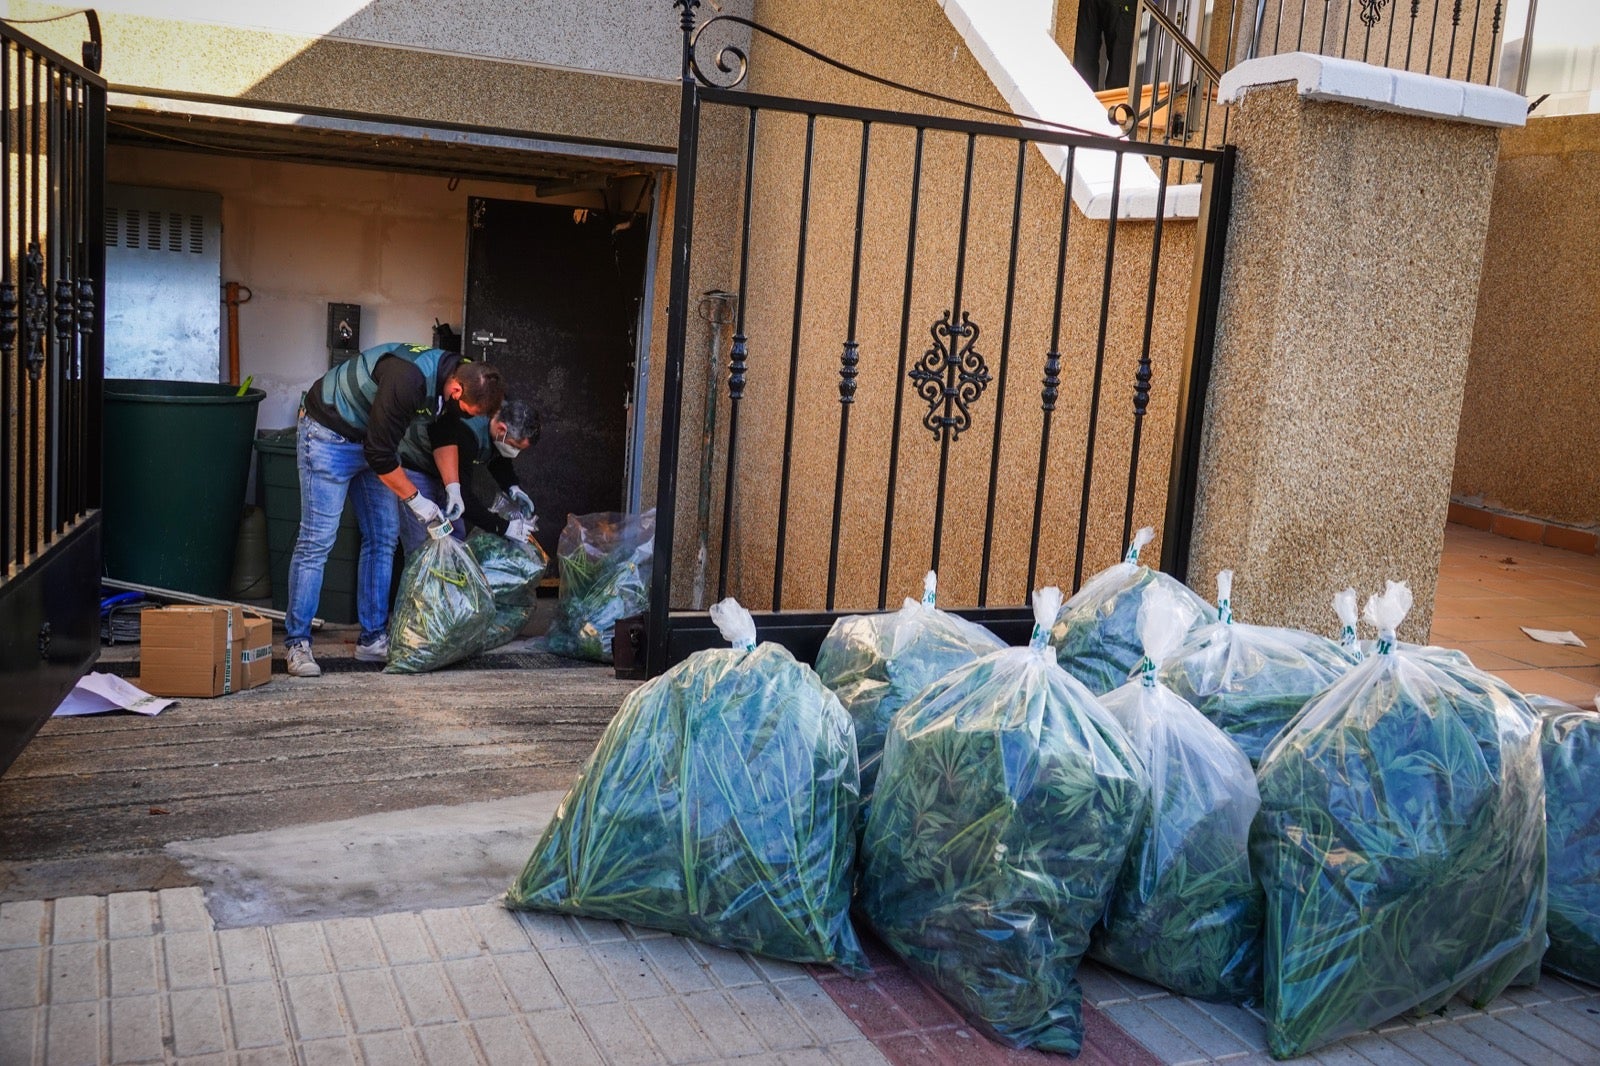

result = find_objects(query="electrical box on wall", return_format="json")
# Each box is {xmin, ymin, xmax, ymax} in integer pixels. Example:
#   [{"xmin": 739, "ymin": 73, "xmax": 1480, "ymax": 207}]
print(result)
[{"xmin": 327, "ymin": 303, "xmax": 361, "ymax": 365}]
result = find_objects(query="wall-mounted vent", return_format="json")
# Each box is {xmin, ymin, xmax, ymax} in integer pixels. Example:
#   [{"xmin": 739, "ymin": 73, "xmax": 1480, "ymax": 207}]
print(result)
[{"xmin": 104, "ymin": 205, "xmax": 209, "ymax": 254}]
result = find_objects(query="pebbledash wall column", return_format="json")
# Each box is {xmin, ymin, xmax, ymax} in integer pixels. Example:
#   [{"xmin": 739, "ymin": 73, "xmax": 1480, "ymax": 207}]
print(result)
[{"xmin": 1187, "ymin": 54, "xmax": 1526, "ymax": 642}]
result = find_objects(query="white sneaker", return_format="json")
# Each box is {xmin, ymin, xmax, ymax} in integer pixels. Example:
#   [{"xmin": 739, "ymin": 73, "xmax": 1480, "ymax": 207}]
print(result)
[
  {"xmin": 355, "ymin": 634, "xmax": 390, "ymax": 663},
  {"xmin": 286, "ymin": 644, "xmax": 322, "ymax": 677}
]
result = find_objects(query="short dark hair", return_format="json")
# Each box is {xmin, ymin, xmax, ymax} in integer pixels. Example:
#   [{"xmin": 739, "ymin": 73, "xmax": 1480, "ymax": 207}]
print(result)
[
  {"xmin": 497, "ymin": 398, "xmax": 541, "ymax": 446},
  {"xmin": 451, "ymin": 361, "xmax": 505, "ymax": 412}
]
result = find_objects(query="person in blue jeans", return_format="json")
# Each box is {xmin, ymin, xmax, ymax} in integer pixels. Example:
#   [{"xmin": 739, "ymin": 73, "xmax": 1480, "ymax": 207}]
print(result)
[
  {"xmin": 284, "ymin": 342, "xmax": 505, "ymax": 677},
  {"xmin": 396, "ymin": 397, "xmax": 541, "ymax": 554}
]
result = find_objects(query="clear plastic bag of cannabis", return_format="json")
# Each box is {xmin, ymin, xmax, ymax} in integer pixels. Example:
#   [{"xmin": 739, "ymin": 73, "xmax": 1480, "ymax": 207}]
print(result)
[
  {"xmin": 1049, "ymin": 527, "xmax": 1214, "ymax": 695},
  {"xmin": 861, "ymin": 588, "xmax": 1149, "ymax": 1054},
  {"xmin": 545, "ymin": 510, "xmax": 654, "ymax": 663},
  {"xmin": 814, "ymin": 571, "xmax": 1005, "ymax": 821},
  {"xmin": 385, "ymin": 534, "xmax": 494, "ymax": 674},
  {"xmin": 1092, "ymin": 584, "xmax": 1264, "ymax": 1003},
  {"xmin": 1532, "ymin": 693, "xmax": 1600, "ymax": 987},
  {"xmin": 467, "ymin": 530, "xmax": 549, "ymax": 650},
  {"xmin": 1159, "ymin": 572, "xmax": 1355, "ymax": 765},
  {"xmin": 1253, "ymin": 582, "xmax": 1547, "ymax": 1058},
  {"xmin": 507, "ymin": 599, "xmax": 866, "ymax": 973}
]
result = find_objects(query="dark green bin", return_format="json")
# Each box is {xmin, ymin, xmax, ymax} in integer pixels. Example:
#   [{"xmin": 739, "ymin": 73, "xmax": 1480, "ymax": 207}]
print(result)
[
  {"xmin": 102, "ymin": 379, "xmax": 265, "ymax": 598},
  {"xmin": 254, "ymin": 429, "xmax": 361, "ymax": 625}
]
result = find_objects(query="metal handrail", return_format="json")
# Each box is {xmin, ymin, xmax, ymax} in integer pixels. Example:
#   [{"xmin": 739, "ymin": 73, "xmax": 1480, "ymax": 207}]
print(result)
[{"xmin": 1117, "ymin": 0, "xmax": 1227, "ymax": 150}]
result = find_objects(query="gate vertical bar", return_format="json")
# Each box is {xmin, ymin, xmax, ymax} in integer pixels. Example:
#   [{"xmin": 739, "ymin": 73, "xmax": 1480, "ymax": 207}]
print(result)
[
  {"xmin": 647, "ymin": 0, "xmax": 706, "ymax": 676},
  {"xmin": 825, "ymin": 121, "xmax": 871, "ymax": 611},
  {"xmin": 82, "ymin": 71, "xmax": 104, "ymax": 513},
  {"xmin": 716, "ymin": 108, "xmax": 758, "ymax": 602},
  {"xmin": 1123, "ymin": 157, "xmax": 1172, "ymax": 551},
  {"xmin": 1073, "ymin": 151, "xmax": 1124, "ymax": 589},
  {"xmin": 46, "ymin": 67, "xmax": 62, "ymax": 539},
  {"xmin": 1, "ymin": 36, "xmax": 12, "ymax": 571},
  {"xmin": 928, "ymin": 133, "xmax": 977, "ymax": 576},
  {"xmin": 1161, "ymin": 147, "xmax": 1235, "ymax": 581},
  {"xmin": 1028, "ymin": 153, "xmax": 1074, "ymax": 595},
  {"xmin": 978, "ymin": 139, "xmax": 1027, "ymax": 606},
  {"xmin": 771, "ymin": 113, "xmax": 818, "ymax": 611}
]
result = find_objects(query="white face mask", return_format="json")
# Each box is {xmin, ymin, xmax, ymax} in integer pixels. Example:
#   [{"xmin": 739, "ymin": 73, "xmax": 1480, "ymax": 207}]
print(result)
[{"xmin": 494, "ymin": 440, "xmax": 522, "ymax": 459}]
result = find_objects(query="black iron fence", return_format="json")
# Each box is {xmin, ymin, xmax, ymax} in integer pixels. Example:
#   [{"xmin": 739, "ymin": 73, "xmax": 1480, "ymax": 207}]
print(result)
[
  {"xmin": 1120, "ymin": 0, "xmax": 1508, "ymax": 143},
  {"xmin": 1, "ymin": 18, "xmax": 104, "ymax": 577},
  {"xmin": 647, "ymin": 8, "xmax": 1233, "ymax": 672}
]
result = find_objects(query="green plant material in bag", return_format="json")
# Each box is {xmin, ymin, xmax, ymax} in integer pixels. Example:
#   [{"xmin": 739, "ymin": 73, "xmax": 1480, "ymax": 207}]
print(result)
[
  {"xmin": 861, "ymin": 588, "xmax": 1149, "ymax": 1054},
  {"xmin": 385, "ymin": 535, "xmax": 494, "ymax": 674},
  {"xmin": 814, "ymin": 570, "xmax": 1005, "ymax": 824},
  {"xmin": 1092, "ymin": 584, "xmax": 1264, "ymax": 1003},
  {"xmin": 467, "ymin": 530, "xmax": 550, "ymax": 650},
  {"xmin": 1160, "ymin": 572, "xmax": 1356, "ymax": 765},
  {"xmin": 508, "ymin": 599, "xmax": 866, "ymax": 973},
  {"xmin": 1253, "ymin": 582, "xmax": 1546, "ymax": 1058},
  {"xmin": 1049, "ymin": 527, "xmax": 1214, "ymax": 695},
  {"xmin": 1532, "ymin": 693, "xmax": 1600, "ymax": 987},
  {"xmin": 546, "ymin": 510, "xmax": 653, "ymax": 663}
]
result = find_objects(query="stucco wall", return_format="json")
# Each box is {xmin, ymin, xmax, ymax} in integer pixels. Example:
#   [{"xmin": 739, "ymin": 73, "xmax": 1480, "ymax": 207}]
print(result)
[
  {"xmin": 656, "ymin": 0, "xmax": 1202, "ymax": 613},
  {"xmin": 107, "ymin": 145, "xmax": 613, "ymax": 432},
  {"xmin": 1451, "ymin": 112, "xmax": 1600, "ymax": 529}
]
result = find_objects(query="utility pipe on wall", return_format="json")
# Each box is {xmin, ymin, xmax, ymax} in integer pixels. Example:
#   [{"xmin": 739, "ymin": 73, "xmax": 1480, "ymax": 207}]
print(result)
[{"xmin": 222, "ymin": 282, "xmax": 253, "ymax": 385}]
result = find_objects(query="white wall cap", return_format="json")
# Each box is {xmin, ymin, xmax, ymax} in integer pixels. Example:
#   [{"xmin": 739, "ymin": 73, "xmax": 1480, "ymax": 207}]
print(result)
[
  {"xmin": 1218, "ymin": 52, "xmax": 1527, "ymax": 128},
  {"xmin": 942, "ymin": 0, "xmax": 1202, "ymax": 219}
]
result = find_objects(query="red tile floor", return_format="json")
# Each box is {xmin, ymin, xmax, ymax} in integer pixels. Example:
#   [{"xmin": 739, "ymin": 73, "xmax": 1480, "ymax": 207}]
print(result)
[{"xmin": 813, "ymin": 522, "xmax": 1600, "ymax": 1065}]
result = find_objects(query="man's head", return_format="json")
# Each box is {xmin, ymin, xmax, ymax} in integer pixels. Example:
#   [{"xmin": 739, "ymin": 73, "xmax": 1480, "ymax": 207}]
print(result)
[
  {"xmin": 491, "ymin": 398, "xmax": 540, "ymax": 459},
  {"xmin": 445, "ymin": 361, "xmax": 504, "ymax": 417}
]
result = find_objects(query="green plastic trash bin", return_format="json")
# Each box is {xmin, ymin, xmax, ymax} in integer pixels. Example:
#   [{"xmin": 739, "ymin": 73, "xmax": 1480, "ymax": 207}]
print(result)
[
  {"xmin": 254, "ymin": 428, "xmax": 361, "ymax": 625},
  {"xmin": 102, "ymin": 379, "xmax": 265, "ymax": 599}
]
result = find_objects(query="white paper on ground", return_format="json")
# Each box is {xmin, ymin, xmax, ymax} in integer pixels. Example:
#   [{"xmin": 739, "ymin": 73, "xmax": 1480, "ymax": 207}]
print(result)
[
  {"xmin": 1520, "ymin": 627, "xmax": 1588, "ymax": 647},
  {"xmin": 53, "ymin": 672, "xmax": 173, "ymax": 717}
]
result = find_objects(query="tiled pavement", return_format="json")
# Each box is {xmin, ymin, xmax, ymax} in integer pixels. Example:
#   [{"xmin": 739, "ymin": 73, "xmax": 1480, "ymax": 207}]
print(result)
[{"xmin": 4, "ymin": 523, "xmax": 1600, "ymax": 1065}]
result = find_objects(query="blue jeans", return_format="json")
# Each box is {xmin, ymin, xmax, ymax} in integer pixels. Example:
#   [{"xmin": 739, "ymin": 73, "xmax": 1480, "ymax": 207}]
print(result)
[
  {"xmin": 396, "ymin": 470, "xmax": 468, "ymax": 556},
  {"xmin": 285, "ymin": 414, "xmax": 401, "ymax": 648}
]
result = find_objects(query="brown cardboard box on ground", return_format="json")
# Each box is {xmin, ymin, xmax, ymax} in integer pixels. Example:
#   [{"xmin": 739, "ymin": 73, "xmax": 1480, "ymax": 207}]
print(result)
[
  {"xmin": 238, "ymin": 615, "xmax": 273, "ymax": 690},
  {"xmin": 139, "ymin": 605, "xmax": 261, "ymax": 698}
]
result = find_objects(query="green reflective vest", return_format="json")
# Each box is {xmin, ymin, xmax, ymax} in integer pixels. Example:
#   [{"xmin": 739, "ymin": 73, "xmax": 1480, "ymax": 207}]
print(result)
[
  {"xmin": 397, "ymin": 413, "xmax": 493, "ymax": 478},
  {"xmin": 318, "ymin": 342, "xmax": 450, "ymax": 432}
]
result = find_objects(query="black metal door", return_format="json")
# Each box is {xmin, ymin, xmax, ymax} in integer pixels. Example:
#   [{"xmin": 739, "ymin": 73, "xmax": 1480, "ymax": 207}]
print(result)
[
  {"xmin": 464, "ymin": 196, "xmax": 648, "ymax": 558},
  {"xmin": 0, "ymin": 18, "xmax": 107, "ymax": 773}
]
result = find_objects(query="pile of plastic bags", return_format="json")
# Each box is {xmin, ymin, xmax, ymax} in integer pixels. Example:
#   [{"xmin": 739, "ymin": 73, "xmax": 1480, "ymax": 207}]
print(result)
[
  {"xmin": 1049, "ymin": 527, "xmax": 1213, "ymax": 694},
  {"xmin": 385, "ymin": 535, "xmax": 494, "ymax": 673},
  {"xmin": 1532, "ymin": 693, "xmax": 1600, "ymax": 987},
  {"xmin": 1091, "ymin": 584, "xmax": 1263, "ymax": 1003},
  {"xmin": 546, "ymin": 510, "xmax": 655, "ymax": 663},
  {"xmin": 859, "ymin": 588, "xmax": 1148, "ymax": 1054},
  {"xmin": 1252, "ymin": 582, "xmax": 1546, "ymax": 1058},
  {"xmin": 507, "ymin": 599, "xmax": 865, "ymax": 972}
]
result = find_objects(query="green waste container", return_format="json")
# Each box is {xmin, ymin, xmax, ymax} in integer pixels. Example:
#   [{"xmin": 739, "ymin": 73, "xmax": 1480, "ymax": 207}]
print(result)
[
  {"xmin": 254, "ymin": 428, "xmax": 361, "ymax": 625},
  {"xmin": 102, "ymin": 379, "xmax": 265, "ymax": 599}
]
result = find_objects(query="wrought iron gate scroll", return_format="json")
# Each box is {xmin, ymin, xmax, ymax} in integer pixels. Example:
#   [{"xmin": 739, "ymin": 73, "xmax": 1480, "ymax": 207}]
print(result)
[{"xmin": 647, "ymin": 3, "xmax": 1232, "ymax": 675}]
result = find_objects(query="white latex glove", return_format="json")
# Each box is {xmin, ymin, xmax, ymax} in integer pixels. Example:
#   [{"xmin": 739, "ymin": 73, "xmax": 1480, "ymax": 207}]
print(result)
[
  {"xmin": 508, "ymin": 485, "xmax": 534, "ymax": 518},
  {"xmin": 404, "ymin": 491, "xmax": 442, "ymax": 526},
  {"xmin": 505, "ymin": 517, "xmax": 535, "ymax": 544},
  {"xmin": 442, "ymin": 482, "xmax": 466, "ymax": 521}
]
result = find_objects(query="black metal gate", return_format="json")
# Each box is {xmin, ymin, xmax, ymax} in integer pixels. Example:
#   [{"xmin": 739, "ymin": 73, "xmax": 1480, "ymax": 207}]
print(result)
[
  {"xmin": 647, "ymin": 6, "xmax": 1231, "ymax": 674},
  {"xmin": 0, "ymin": 17, "xmax": 106, "ymax": 772}
]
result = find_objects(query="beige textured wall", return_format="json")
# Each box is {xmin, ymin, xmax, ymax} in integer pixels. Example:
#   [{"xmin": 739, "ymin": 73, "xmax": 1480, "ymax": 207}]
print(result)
[
  {"xmin": 1452, "ymin": 113, "xmax": 1600, "ymax": 528},
  {"xmin": 107, "ymin": 145, "xmax": 613, "ymax": 431},
  {"xmin": 1190, "ymin": 83, "xmax": 1500, "ymax": 642},
  {"xmin": 653, "ymin": 0, "xmax": 1203, "ymax": 614}
]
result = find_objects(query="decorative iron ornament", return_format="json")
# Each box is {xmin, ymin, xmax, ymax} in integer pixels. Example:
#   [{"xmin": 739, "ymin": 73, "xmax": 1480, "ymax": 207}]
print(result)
[
  {"xmin": 1359, "ymin": 0, "xmax": 1389, "ymax": 28},
  {"xmin": 1041, "ymin": 347, "xmax": 1062, "ymax": 412},
  {"xmin": 838, "ymin": 340, "xmax": 859, "ymax": 404},
  {"xmin": 1492, "ymin": 1, "xmax": 1503, "ymax": 36},
  {"xmin": 1133, "ymin": 351, "xmax": 1153, "ymax": 418},
  {"xmin": 728, "ymin": 332, "xmax": 748, "ymax": 400},
  {"xmin": 0, "ymin": 281, "xmax": 16, "ymax": 355},
  {"xmin": 75, "ymin": 275, "xmax": 94, "ymax": 336},
  {"xmin": 23, "ymin": 244, "xmax": 49, "ymax": 381},
  {"xmin": 910, "ymin": 310, "xmax": 989, "ymax": 441}
]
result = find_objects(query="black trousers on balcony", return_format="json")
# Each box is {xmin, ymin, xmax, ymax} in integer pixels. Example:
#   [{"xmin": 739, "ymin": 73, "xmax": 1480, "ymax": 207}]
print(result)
[{"xmin": 1075, "ymin": 0, "xmax": 1137, "ymax": 91}]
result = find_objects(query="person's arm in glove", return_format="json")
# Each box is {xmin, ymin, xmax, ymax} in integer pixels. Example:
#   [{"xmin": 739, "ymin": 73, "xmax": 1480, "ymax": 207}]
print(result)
[
  {"xmin": 442, "ymin": 482, "xmax": 466, "ymax": 521},
  {"xmin": 505, "ymin": 517, "xmax": 536, "ymax": 544},
  {"xmin": 403, "ymin": 490, "xmax": 447, "ymax": 535},
  {"xmin": 508, "ymin": 485, "xmax": 534, "ymax": 518}
]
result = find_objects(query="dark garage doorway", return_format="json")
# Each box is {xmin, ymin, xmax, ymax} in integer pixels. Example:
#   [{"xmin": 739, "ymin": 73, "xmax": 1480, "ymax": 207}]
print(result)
[{"xmin": 464, "ymin": 196, "xmax": 651, "ymax": 558}]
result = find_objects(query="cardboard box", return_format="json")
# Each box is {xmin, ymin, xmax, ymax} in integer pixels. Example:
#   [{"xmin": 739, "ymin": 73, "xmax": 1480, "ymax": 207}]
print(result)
[
  {"xmin": 140, "ymin": 606, "xmax": 266, "ymax": 698},
  {"xmin": 238, "ymin": 615, "xmax": 273, "ymax": 690}
]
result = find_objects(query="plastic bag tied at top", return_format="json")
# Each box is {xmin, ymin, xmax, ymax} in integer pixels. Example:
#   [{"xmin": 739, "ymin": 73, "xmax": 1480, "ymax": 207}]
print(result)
[
  {"xmin": 861, "ymin": 587, "xmax": 1150, "ymax": 1054},
  {"xmin": 466, "ymin": 530, "xmax": 549, "ymax": 651},
  {"xmin": 1531, "ymin": 693, "xmax": 1600, "ymax": 987},
  {"xmin": 385, "ymin": 535, "xmax": 494, "ymax": 674},
  {"xmin": 1159, "ymin": 570, "xmax": 1355, "ymax": 765},
  {"xmin": 1252, "ymin": 581, "xmax": 1547, "ymax": 1059},
  {"xmin": 1049, "ymin": 526, "xmax": 1215, "ymax": 695},
  {"xmin": 546, "ymin": 509, "xmax": 654, "ymax": 663},
  {"xmin": 1092, "ymin": 583, "xmax": 1264, "ymax": 1003},
  {"xmin": 508, "ymin": 597, "xmax": 866, "ymax": 973},
  {"xmin": 814, "ymin": 570, "xmax": 1005, "ymax": 821}
]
